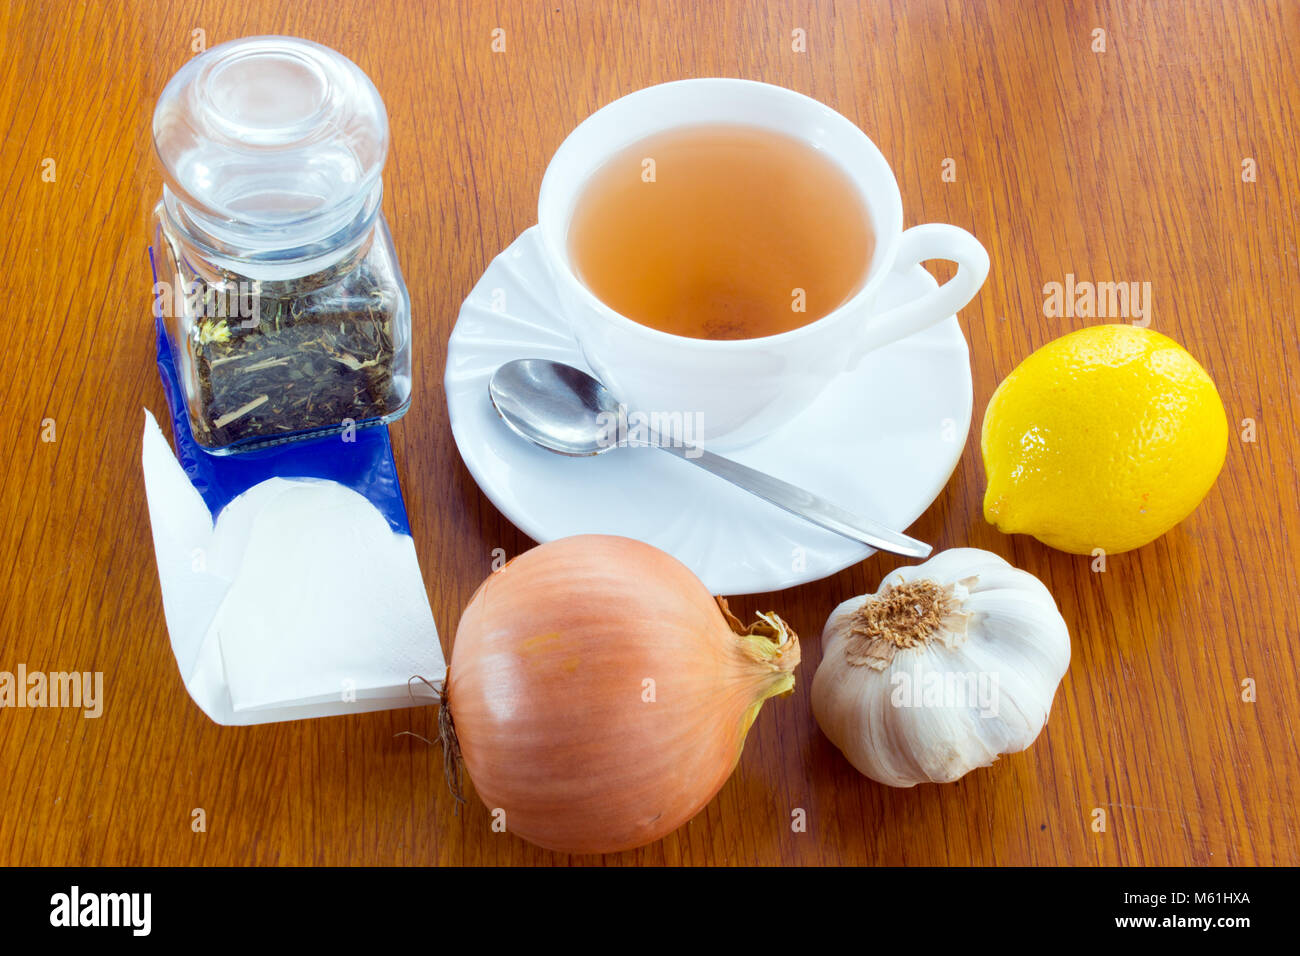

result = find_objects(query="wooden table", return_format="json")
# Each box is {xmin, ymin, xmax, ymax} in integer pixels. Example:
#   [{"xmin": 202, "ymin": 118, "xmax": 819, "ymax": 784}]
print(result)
[{"xmin": 2, "ymin": 0, "xmax": 1296, "ymax": 866}]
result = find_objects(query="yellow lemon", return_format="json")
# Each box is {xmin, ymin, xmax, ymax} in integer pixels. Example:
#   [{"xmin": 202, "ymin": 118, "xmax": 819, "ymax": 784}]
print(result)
[{"xmin": 981, "ymin": 325, "xmax": 1227, "ymax": 554}]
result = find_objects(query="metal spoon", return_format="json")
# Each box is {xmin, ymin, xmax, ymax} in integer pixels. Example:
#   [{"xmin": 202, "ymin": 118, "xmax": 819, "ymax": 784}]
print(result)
[{"xmin": 488, "ymin": 358, "xmax": 932, "ymax": 559}]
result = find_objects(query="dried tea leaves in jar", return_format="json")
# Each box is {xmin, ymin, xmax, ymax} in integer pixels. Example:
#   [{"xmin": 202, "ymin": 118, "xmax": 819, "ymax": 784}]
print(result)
[{"xmin": 189, "ymin": 264, "xmax": 402, "ymax": 447}]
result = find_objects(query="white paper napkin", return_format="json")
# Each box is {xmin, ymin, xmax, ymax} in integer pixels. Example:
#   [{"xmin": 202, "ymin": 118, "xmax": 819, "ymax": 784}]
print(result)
[{"xmin": 140, "ymin": 409, "xmax": 446, "ymax": 725}]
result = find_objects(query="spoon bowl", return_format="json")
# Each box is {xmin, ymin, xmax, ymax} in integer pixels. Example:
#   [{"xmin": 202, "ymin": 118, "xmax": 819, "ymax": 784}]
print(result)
[{"xmin": 489, "ymin": 358, "xmax": 623, "ymax": 457}]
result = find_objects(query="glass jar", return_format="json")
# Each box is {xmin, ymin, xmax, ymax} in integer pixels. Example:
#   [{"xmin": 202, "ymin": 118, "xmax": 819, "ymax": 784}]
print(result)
[{"xmin": 151, "ymin": 36, "xmax": 411, "ymax": 453}]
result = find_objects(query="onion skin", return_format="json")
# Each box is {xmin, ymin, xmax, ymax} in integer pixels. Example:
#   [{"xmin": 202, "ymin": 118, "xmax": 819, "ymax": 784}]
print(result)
[{"xmin": 446, "ymin": 534, "xmax": 799, "ymax": 855}]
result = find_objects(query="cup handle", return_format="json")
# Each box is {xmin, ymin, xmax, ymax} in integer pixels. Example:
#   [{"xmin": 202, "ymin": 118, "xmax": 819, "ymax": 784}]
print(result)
[{"xmin": 852, "ymin": 223, "xmax": 989, "ymax": 362}]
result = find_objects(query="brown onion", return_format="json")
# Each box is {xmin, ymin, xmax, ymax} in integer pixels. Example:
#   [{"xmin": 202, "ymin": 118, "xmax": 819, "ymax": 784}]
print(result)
[{"xmin": 446, "ymin": 534, "xmax": 800, "ymax": 854}]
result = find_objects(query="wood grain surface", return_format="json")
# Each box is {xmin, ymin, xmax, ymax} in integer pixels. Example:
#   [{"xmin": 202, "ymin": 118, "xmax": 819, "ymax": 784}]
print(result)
[{"xmin": 1, "ymin": 0, "xmax": 1297, "ymax": 866}]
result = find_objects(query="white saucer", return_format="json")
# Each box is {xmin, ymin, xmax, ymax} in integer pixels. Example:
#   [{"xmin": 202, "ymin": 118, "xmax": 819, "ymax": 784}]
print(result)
[{"xmin": 445, "ymin": 226, "xmax": 972, "ymax": 594}]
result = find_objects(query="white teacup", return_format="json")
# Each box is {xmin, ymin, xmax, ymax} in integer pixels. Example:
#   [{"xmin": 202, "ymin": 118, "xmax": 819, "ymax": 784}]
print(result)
[{"xmin": 537, "ymin": 78, "xmax": 989, "ymax": 449}]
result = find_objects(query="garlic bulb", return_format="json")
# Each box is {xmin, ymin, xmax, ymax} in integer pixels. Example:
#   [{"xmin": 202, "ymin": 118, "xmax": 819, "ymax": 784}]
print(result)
[{"xmin": 812, "ymin": 548, "xmax": 1069, "ymax": 787}]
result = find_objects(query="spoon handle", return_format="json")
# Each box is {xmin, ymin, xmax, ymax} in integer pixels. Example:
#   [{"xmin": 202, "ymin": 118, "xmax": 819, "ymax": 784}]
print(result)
[{"xmin": 654, "ymin": 442, "xmax": 932, "ymax": 559}]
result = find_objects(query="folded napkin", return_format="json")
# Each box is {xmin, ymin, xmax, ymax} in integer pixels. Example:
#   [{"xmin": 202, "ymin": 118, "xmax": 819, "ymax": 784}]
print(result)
[{"xmin": 141, "ymin": 409, "xmax": 445, "ymax": 725}]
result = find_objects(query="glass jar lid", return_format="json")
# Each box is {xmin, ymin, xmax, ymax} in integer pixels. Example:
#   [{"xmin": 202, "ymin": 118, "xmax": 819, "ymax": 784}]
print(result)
[{"xmin": 153, "ymin": 36, "xmax": 389, "ymax": 269}]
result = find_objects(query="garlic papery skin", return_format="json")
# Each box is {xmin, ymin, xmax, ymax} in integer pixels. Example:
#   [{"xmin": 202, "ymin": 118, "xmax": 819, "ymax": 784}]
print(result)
[{"xmin": 811, "ymin": 548, "xmax": 1070, "ymax": 788}]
